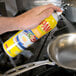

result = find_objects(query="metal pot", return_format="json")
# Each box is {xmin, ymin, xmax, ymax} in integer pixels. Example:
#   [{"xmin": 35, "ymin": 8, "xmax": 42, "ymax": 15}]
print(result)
[
  {"xmin": 4, "ymin": 33, "xmax": 76, "ymax": 76},
  {"xmin": 31, "ymin": 0, "xmax": 62, "ymax": 7}
]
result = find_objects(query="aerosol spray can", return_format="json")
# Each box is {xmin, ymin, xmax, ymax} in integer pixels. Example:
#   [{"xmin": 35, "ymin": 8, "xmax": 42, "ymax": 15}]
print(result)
[{"xmin": 3, "ymin": 12, "xmax": 62, "ymax": 57}]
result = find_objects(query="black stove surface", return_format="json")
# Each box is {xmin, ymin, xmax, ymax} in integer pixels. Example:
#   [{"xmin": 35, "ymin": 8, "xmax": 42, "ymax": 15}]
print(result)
[
  {"xmin": 36, "ymin": 66, "xmax": 75, "ymax": 76},
  {"xmin": 0, "ymin": 15, "xmax": 76, "ymax": 76}
]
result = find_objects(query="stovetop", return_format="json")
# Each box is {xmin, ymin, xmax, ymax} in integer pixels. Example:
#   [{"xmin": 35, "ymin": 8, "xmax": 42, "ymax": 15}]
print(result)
[{"xmin": 0, "ymin": 15, "xmax": 76, "ymax": 76}]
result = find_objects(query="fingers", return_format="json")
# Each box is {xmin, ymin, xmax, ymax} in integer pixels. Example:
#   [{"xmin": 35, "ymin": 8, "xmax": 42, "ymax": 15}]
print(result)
[
  {"xmin": 24, "ymin": 4, "xmax": 62, "ymax": 16},
  {"xmin": 51, "ymin": 6, "xmax": 62, "ymax": 12},
  {"xmin": 34, "ymin": 4, "xmax": 62, "ymax": 15},
  {"xmin": 38, "ymin": 8, "xmax": 54, "ymax": 21},
  {"xmin": 43, "ymin": 4, "xmax": 61, "ymax": 11}
]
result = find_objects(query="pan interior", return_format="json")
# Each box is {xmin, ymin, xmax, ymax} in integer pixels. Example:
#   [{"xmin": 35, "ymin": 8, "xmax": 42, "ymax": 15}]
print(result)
[{"xmin": 48, "ymin": 34, "xmax": 76, "ymax": 69}]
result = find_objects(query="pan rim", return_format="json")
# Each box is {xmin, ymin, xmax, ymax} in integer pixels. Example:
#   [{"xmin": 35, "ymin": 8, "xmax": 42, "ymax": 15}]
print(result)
[{"xmin": 47, "ymin": 33, "xmax": 76, "ymax": 70}]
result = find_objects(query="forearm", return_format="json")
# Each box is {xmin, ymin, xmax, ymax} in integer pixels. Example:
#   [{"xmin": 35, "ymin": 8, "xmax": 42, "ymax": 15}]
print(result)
[
  {"xmin": 0, "ymin": 16, "xmax": 34, "ymax": 34},
  {"xmin": 0, "ymin": 17, "xmax": 18, "ymax": 34}
]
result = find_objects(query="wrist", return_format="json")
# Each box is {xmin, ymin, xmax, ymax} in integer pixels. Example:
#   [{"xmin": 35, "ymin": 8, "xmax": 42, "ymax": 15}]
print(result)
[
  {"xmin": 0, "ymin": 17, "xmax": 18, "ymax": 34},
  {"xmin": 13, "ymin": 16, "xmax": 24, "ymax": 30},
  {"xmin": 11, "ymin": 17, "xmax": 19, "ymax": 30},
  {"xmin": 9, "ymin": 16, "xmax": 21, "ymax": 31}
]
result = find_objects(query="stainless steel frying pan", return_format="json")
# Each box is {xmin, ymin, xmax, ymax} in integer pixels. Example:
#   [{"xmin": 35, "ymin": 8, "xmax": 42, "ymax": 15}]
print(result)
[{"xmin": 4, "ymin": 33, "xmax": 76, "ymax": 76}]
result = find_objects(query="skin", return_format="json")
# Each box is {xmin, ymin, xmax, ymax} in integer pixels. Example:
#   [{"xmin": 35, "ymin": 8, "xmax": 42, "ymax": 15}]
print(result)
[{"xmin": 0, "ymin": 4, "xmax": 62, "ymax": 34}]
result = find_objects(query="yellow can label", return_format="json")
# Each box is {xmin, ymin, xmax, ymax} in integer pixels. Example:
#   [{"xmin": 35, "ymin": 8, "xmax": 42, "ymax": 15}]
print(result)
[
  {"xmin": 31, "ymin": 15, "xmax": 57, "ymax": 38},
  {"xmin": 3, "ymin": 30, "xmax": 38, "ymax": 57},
  {"xmin": 3, "ymin": 14, "xmax": 57, "ymax": 58},
  {"xmin": 3, "ymin": 31, "xmax": 23, "ymax": 57}
]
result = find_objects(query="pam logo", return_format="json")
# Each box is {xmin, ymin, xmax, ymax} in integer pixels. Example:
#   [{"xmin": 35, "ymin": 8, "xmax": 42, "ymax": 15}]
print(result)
[{"xmin": 40, "ymin": 20, "xmax": 52, "ymax": 32}]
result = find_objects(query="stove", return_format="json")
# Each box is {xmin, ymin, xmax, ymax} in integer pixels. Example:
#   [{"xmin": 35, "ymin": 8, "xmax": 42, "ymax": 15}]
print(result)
[{"xmin": 0, "ymin": 14, "xmax": 76, "ymax": 76}]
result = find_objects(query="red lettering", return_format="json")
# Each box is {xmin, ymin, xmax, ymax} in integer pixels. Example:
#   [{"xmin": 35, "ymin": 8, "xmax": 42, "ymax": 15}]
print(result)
[
  {"xmin": 40, "ymin": 20, "xmax": 52, "ymax": 32},
  {"xmin": 40, "ymin": 20, "xmax": 47, "ymax": 25},
  {"xmin": 45, "ymin": 26, "xmax": 51, "ymax": 32},
  {"xmin": 5, "ymin": 44, "xmax": 8, "ymax": 48},
  {"xmin": 43, "ymin": 21, "xmax": 47, "ymax": 25}
]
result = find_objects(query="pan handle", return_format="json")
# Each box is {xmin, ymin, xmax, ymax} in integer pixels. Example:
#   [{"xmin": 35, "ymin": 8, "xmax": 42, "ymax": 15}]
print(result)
[{"xmin": 4, "ymin": 60, "xmax": 55, "ymax": 76}]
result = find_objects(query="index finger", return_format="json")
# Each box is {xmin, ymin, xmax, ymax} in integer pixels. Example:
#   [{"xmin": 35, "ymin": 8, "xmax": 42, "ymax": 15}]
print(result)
[
  {"xmin": 51, "ymin": 6, "xmax": 62, "ymax": 12},
  {"xmin": 35, "ymin": 4, "xmax": 62, "ymax": 14}
]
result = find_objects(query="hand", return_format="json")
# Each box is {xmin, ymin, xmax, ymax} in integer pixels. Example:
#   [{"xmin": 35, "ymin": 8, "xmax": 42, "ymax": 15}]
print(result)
[{"xmin": 15, "ymin": 4, "xmax": 62, "ymax": 30}]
